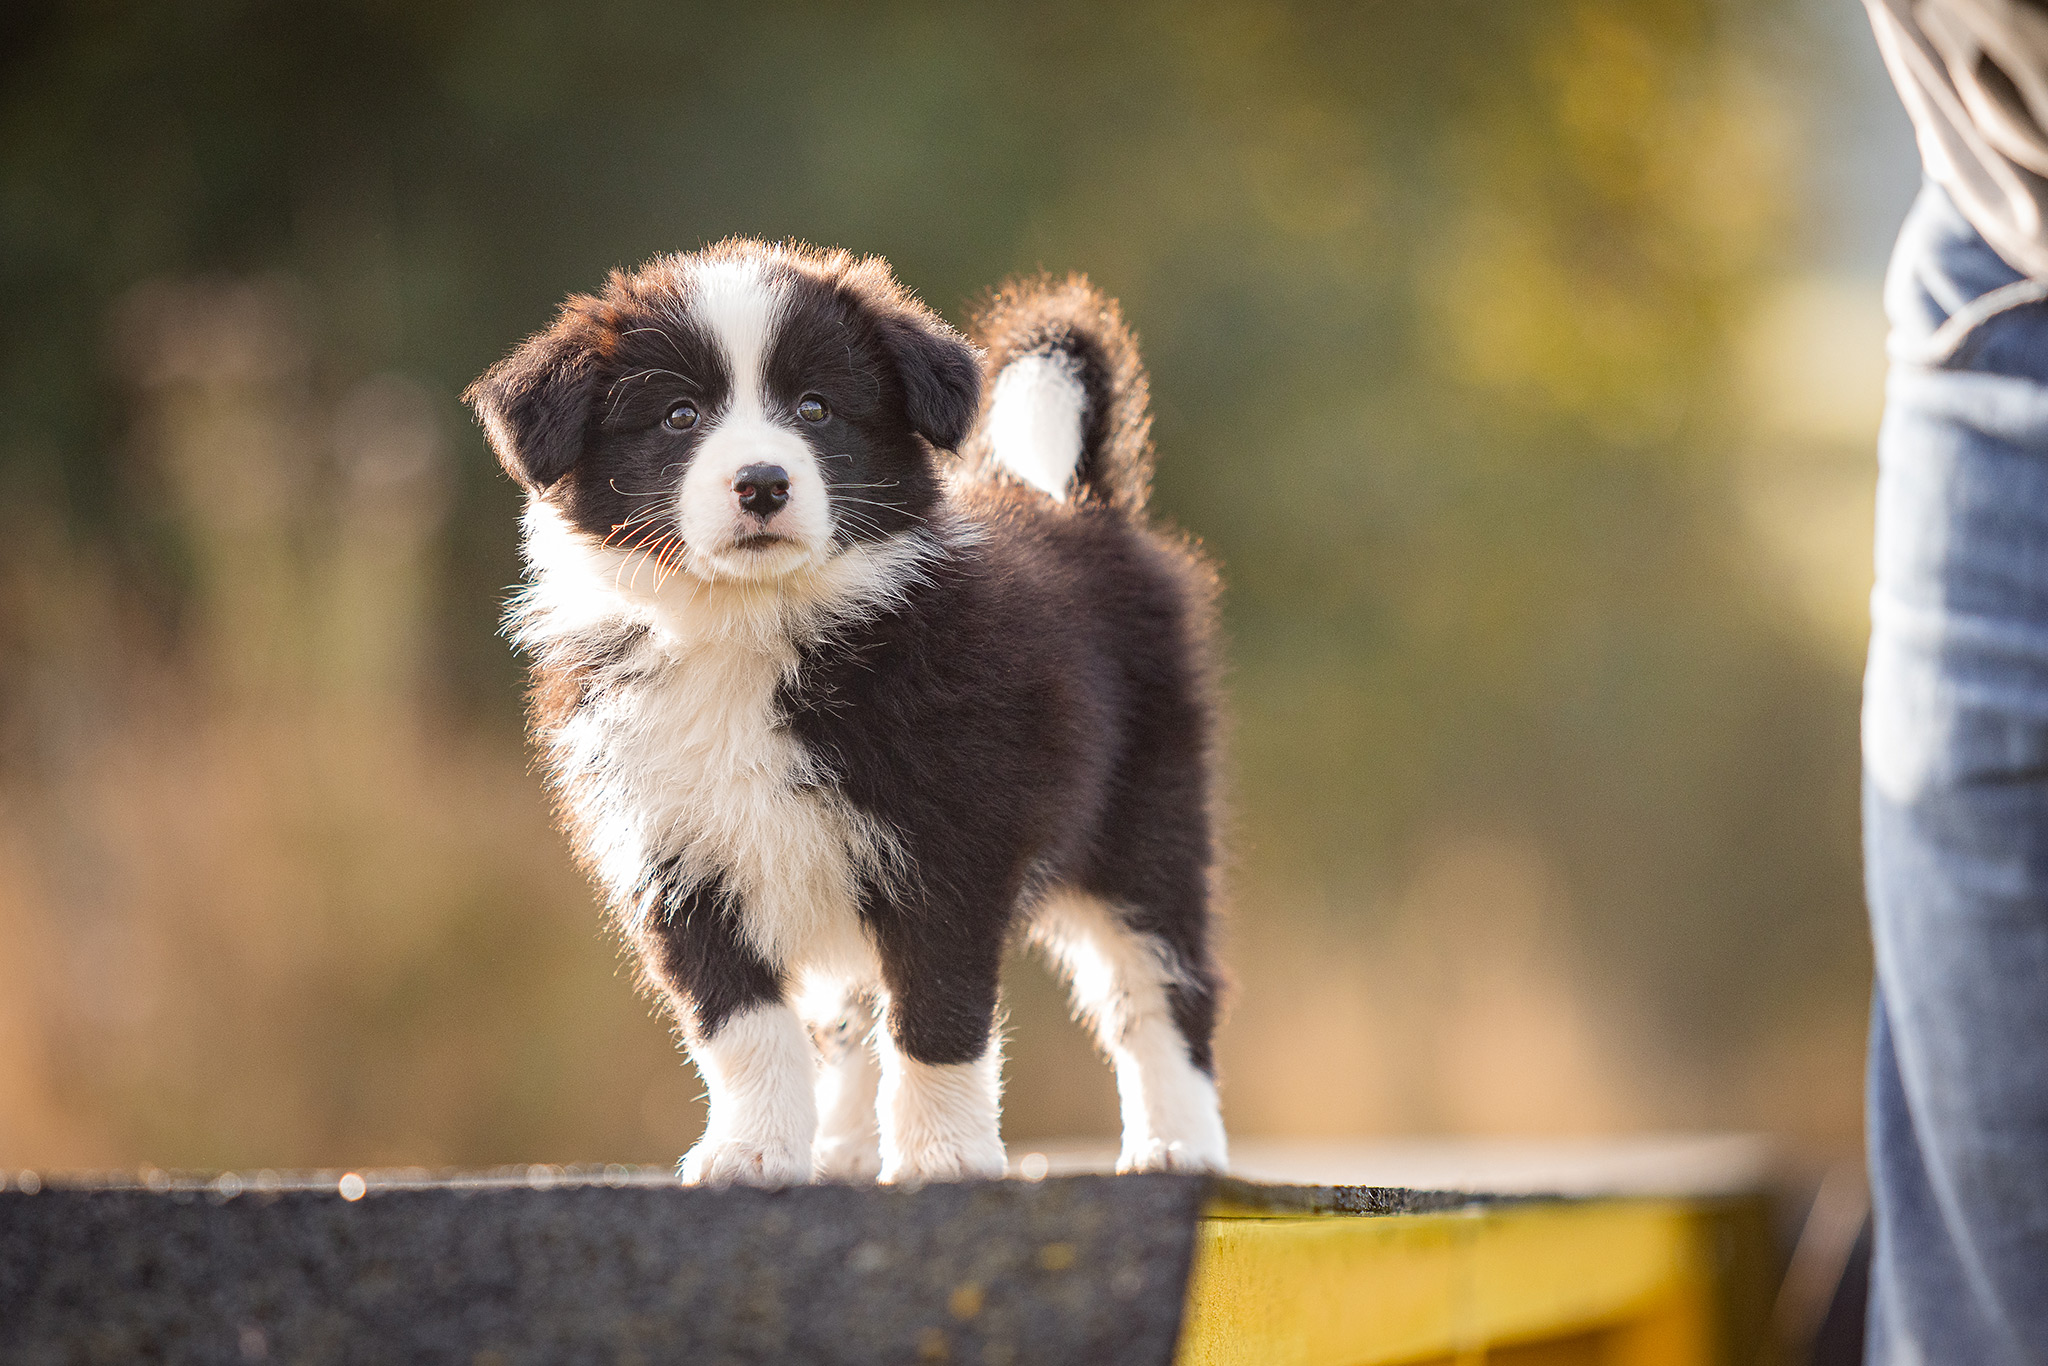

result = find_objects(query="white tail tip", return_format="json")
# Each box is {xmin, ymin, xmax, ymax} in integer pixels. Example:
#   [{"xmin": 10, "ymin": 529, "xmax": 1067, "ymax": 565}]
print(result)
[{"xmin": 987, "ymin": 352, "xmax": 1086, "ymax": 501}]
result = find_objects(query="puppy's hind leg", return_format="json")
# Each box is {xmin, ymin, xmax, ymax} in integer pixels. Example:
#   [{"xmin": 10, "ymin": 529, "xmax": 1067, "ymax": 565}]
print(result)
[
  {"xmin": 1032, "ymin": 891, "xmax": 1227, "ymax": 1174},
  {"xmin": 804, "ymin": 985, "xmax": 884, "ymax": 1181}
]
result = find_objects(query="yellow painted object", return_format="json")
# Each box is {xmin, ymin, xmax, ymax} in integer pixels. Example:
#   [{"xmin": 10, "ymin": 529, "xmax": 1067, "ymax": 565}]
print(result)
[{"xmin": 1178, "ymin": 1195, "xmax": 1771, "ymax": 1366}]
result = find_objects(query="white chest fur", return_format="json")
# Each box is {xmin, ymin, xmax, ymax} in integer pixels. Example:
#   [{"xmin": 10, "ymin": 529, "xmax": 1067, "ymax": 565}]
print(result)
[
  {"xmin": 552, "ymin": 629, "xmax": 887, "ymax": 984},
  {"xmin": 515, "ymin": 501, "xmax": 940, "ymax": 990},
  {"xmin": 512, "ymin": 497, "xmax": 942, "ymax": 987}
]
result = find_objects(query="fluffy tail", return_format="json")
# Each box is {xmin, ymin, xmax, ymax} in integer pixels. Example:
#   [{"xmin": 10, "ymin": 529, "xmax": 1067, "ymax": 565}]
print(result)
[{"xmin": 965, "ymin": 275, "xmax": 1153, "ymax": 512}]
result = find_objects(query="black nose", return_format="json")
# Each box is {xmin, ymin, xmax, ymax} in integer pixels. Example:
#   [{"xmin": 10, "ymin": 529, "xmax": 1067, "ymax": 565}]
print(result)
[{"xmin": 733, "ymin": 464, "xmax": 790, "ymax": 516}]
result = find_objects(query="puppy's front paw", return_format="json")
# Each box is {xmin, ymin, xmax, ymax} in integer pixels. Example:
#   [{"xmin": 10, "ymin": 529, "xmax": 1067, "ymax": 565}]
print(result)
[
  {"xmin": 1117, "ymin": 1138, "xmax": 1225, "ymax": 1175},
  {"xmin": 813, "ymin": 1133, "xmax": 883, "ymax": 1182},
  {"xmin": 680, "ymin": 1137, "xmax": 813, "ymax": 1187},
  {"xmin": 879, "ymin": 1137, "xmax": 1006, "ymax": 1185}
]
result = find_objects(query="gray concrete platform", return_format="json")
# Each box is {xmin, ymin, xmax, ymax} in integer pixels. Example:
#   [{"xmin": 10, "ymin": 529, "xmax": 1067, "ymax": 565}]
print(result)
[
  {"xmin": 0, "ymin": 1167, "xmax": 1481, "ymax": 1366},
  {"xmin": 0, "ymin": 1141, "xmax": 1775, "ymax": 1365}
]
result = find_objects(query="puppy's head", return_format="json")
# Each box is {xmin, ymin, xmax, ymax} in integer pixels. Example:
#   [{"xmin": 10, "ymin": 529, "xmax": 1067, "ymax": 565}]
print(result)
[{"xmin": 466, "ymin": 240, "xmax": 979, "ymax": 586}]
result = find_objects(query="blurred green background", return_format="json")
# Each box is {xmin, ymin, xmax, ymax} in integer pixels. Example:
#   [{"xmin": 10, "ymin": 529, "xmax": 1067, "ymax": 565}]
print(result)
[{"xmin": 0, "ymin": 0, "xmax": 1911, "ymax": 1171}]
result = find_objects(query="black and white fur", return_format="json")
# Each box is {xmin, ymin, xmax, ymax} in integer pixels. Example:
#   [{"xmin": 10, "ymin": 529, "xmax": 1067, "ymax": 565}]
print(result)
[{"xmin": 466, "ymin": 243, "xmax": 1227, "ymax": 1184}]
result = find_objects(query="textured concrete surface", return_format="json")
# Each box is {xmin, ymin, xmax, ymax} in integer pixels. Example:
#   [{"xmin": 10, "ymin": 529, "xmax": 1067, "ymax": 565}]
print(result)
[
  {"xmin": 0, "ymin": 1147, "xmax": 1768, "ymax": 1365},
  {"xmin": 0, "ymin": 1170, "xmax": 1262, "ymax": 1366}
]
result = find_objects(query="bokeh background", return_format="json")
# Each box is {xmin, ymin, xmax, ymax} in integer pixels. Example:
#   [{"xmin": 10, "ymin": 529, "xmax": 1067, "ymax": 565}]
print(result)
[{"xmin": 0, "ymin": 0, "xmax": 1916, "ymax": 1172}]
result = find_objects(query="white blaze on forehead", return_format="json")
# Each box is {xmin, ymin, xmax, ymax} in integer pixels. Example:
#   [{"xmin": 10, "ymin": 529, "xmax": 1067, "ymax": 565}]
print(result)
[
  {"xmin": 670, "ymin": 254, "xmax": 836, "ymax": 580},
  {"xmin": 689, "ymin": 256, "xmax": 783, "ymax": 416}
]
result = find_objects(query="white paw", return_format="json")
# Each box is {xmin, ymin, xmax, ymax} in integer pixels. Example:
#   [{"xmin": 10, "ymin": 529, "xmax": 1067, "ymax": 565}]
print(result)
[
  {"xmin": 1117, "ymin": 1138, "xmax": 1226, "ymax": 1175},
  {"xmin": 813, "ymin": 1133, "xmax": 883, "ymax": 1182},
  {"xmin": 879, "ymin": 1138, "xmax": 1007, "ymax": 1185},
  {"xmin": 680, "ymin": 1137, "xmax": 813, "ymax": 1187}
]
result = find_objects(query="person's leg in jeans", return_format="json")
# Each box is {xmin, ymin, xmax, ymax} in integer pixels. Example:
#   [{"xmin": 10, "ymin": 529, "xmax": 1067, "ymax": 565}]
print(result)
[{"xmin": 1865, "ymin": 180, "xmax": 2048, "ymax": 1365}]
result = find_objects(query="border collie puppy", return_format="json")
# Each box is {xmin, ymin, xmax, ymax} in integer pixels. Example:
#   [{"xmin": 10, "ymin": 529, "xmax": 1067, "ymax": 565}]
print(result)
[{"xmin": 464, "ymin": 242, "xmax": 1226, "ymax": 1184}]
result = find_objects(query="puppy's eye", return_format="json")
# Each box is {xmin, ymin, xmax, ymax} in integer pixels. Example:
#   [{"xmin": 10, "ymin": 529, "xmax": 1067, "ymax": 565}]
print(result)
[
  {"xmin": 663, "ymin": 401, "xmax": 699, "ymax": 432},
  {"xmin": 797, "ymin": 395, "xmax": 830, "ymax": 424}
]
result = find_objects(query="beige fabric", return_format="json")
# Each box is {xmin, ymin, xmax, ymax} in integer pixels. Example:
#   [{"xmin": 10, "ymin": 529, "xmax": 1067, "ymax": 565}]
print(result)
[{"xmin": 1869, "ymin": 0, "xmax": 2048, "ymax": 276}]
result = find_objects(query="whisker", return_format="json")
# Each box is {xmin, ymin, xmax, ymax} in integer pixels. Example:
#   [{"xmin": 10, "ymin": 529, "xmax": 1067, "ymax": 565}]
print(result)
[
  {"xmin": 652, "ymin": 536, "xmax": 688, "ymax": 589},
  {"xmin": 639, "ymin": 535, "xmax": 672, "ymax": 588},
  {"xmin": 829, "ymin": 502, "xmax": 895, "ymax": 522},
  {"xmin": 831, "ymin": 511, "xmax": 894, "ymax": 540},
  {"xmin": 602, "ymin": 507, "xmax": 669, "ymax": 549},
  {"xmin": 606, "ymin": 501, "xmax": 666, "ymax": 526},
  {"xmin": 620, "ymin": 326, "xmax": 698, "ymax": 372},
  {"xmin": 625, "ymin": 535, "xmax": 663, "ymax": 591},
  {"xmin": 610, "ymin": 366, "xmax": 689, "ymax": 388},
  {"xmin": 610, "ymin": 516, "xmax": 672, "ymax": 561},
  {"xmin": 622, "ymin": 521, "xmax": 673, "ymax": 557},
  {"xmin": 603, "ymin": 369, "xmax": 690, "ymax": 424},
  {"xmin": 832, "ymin": 495, "xmax": 927, "ymax": 526},
  {"xmin": 832, "ymin": 512, "xmax": 908, "ymax": 535},
  {"xmin": 608, "ymin": 479, "xmax": 682, "ymax": 498}
]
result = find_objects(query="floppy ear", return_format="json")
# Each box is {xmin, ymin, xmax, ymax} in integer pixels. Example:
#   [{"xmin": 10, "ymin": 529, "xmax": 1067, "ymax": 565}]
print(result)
[
  {"xmin": 872, "ymin": 309, "xmax": 982, "ymax": 453},
  {"xmin": 463, "ymin": 316, "xmax": 604, "ymax": 491}
]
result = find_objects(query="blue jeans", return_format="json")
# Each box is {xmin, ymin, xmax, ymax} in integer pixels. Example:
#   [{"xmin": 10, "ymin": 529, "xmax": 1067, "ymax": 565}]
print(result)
[{"xmin": 1865, "ymin": 182, "xmax": 2048, "ymax": 1365}]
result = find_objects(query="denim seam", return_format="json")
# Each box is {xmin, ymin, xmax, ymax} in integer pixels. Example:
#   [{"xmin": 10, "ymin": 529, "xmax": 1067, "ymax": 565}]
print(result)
[{"xmin": 1912, "ymin": 278, "xmax": 2048, "ymax": 368}]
